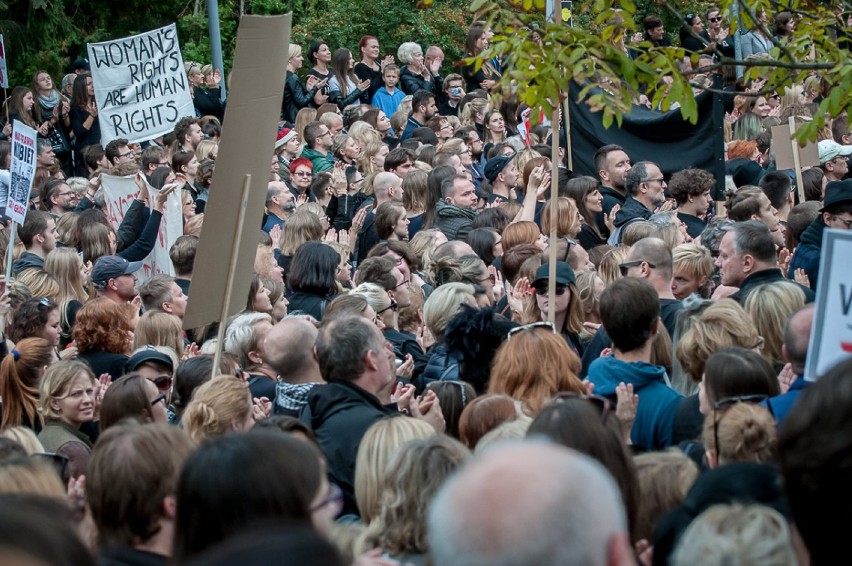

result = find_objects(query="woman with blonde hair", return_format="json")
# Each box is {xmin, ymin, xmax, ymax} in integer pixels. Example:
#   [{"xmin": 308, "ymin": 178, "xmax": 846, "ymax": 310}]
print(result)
[
  {"xmin": 0, "ymin": 426, "xmax": 45, "ymax": 454},
  {"xmin": 676, "ymin": 299, "xmax": 763, "ymax": 383},
  {"xmin": 357, "ymin": 141, "xmax": 389, "ymax": 177},
  {"xmin": 357, "ymin": 435, "xmax": 470, "ymax": 560},
  {"xmin": 354, "ymin": 416, "xmax": 436, "ymax": 524},
  {"xmin": 44, "ymin": 247, "xmax": 89, "ymax": 348},
  {"xmin": 598, "ymin": 247, "xmax": 626, "ymax": 285},
  {"xmin": 0, "ymin": 338, "xmax": 55, "ymax": 431},
  {"xmin": 38, "ymin": 360, "xmax": 98, "ymax": 478},
  {"xmin": 541, "ymin": 197, "xmax": 581, "ymax": 239},
  {"xmin": 703, "ymin": 402, "xmax": 777, "ymax": 468},
  {"xmin": 0, "ymin": 457, "xmax": 66, "ymax": 497},
  {"xmin": 459, "ymin": 97, "xmax": 488, "ymax": 133},
  {"xmin": 294, "ymin": 107, "xmax": 318, "ymax": 151},
  {"xmin": 401, "ymin": 170, "xmax": 428, "ymax": 238},
  {"xmin": 131, "ymin": 311, "xmax": 186, "ymax": 359},
  {"xmin": 181, "ymin": 376, "xmax": 255, "ymax": 443},
  {"xmin": 742, "ymin": 281, "xmax": 805, "ymax": 370},
  {"xmin": 409, "ymin": 228, "xmax": 447, "ymax": 273},
  {"xmin": 278, "ymin": 209, "xmax": 324, "ymax": 275},
  {"xmin": 488, "ymin": 324, "xmax": 584, "ymax": 416},
  {"xmin": 16, "ymin": 268, "xmax": 60, "ymax": 302},
  {"xmin": 283, "ymin": 44, "xmax": 325, "ymax": 124},
  {"xmin": 575, "ymin": 271, "xmax": 605, "ymax": 342},
  {"xmin": 194, "ymin": 139, "xmax": 218, "ymax": 162}
]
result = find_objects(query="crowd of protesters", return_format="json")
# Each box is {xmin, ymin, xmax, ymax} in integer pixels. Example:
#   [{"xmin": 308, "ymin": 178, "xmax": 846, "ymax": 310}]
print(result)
[{"xmin": 0, "ymin": 6, "xmax": 850, "ymax": 566}]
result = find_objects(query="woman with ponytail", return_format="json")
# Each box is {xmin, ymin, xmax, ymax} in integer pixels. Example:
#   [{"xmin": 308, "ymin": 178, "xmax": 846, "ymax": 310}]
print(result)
[{"xmin": 0, "ymin": 337, "xmax": 55, "ymax": 432}]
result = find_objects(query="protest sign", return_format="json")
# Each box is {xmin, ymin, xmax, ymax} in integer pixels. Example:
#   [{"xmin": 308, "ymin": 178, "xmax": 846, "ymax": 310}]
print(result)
[
  {"xmin": 0, "ymin": 35, "xmax": 8, "ymax": 88},
  {"xmin": 6, "ymin": 121, "xmax": 37, "ymax": 225},
  {"xmin": 183, "ymin": 14, "xmax": 291, "ymax": 331},
  {"xmin": 805, "ymin": 228, "xmax": 852, "ymax": 381},
  {"xmin": 100, "ymin": 174, "xmax": 183, "ymax": 284},
  {"xmin": 87, "ymin": 24, "xmax": 194, "ymax": 145}
]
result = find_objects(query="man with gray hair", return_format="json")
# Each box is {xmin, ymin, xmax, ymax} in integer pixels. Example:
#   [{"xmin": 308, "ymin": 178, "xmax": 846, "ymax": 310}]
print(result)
[
  {"xmin": 612, "ymin": 161, "xmax": 666, "ymax": 243},
  {"xmin": 428, "ymin": 442, "xmax": 635, "ymax": 566},
  {"xmin": 716, "ymin": 221, "xmax": 814, "ymax": 304},
  {"xmin": 299, "ymin": 315, "xmax": 397, "ymax": 516}
]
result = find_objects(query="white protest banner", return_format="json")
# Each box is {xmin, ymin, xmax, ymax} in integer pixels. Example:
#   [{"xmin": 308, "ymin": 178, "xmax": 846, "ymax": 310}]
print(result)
[
  {"xmin": 87, "ymin": 24, "xmax": 194, "ymax": 146},
  {"xmin": 6, "ymin": 121, "xmax": 37, "ymax": 225},
  {"xmin": 100, "ymin": 174, "xmax": 183, "ymax": 285},
  {"xmin": 0, "ymin": 34, "xmax": 8, "ymax": 88},
  {"xmin": 805, "ymin": 228, "xmax": 852, "ymax": 381}
]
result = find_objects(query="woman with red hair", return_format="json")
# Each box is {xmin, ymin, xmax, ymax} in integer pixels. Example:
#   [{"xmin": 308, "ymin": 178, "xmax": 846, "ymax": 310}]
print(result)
[
  {"xmin": 488, "ymin": 323, "xmax": 584, "ymax": 416},
  {"xmin": 73, "ymin": 298, "xmax": 137, "ymax": 380}
]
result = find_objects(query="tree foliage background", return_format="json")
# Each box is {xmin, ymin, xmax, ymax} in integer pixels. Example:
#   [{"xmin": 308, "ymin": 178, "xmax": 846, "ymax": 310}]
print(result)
[{"xmin": 0, "ymin": 0, "xmax": 471, "ymax": 88}]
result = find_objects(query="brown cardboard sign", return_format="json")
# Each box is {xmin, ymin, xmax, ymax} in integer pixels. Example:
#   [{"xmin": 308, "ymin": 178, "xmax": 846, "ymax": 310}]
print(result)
[
  {"xmin": 183, "ymin": 14, "xmax": 291, "ymax": 329},
  {"xmin": 772, "ymin": 124, "xmax": 819, "ymax": 171}
]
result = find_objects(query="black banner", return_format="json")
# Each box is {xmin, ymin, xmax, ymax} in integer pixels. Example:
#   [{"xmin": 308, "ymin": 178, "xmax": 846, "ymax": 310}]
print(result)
[{"xmin": 567, "ymin": 80, "xmax": 726, "ymax": 199}]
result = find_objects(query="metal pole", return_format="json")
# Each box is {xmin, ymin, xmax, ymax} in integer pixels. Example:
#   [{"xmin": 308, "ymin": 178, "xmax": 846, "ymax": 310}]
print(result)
[{"xmin": 207, "ymin": 0, "xmax": 227, "ymax": 101}]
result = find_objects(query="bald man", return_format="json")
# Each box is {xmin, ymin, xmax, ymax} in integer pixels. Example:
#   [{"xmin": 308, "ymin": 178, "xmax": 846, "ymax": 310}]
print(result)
[
  {"xmin": 266, "ymin": 317, "xmax": 325, "ymax": 417},
  {"xmin": 429, "ymin": 442, "xmax": 635, "ymax": 566},
  {"xmin": 765, "ymin": 303, "xmax": 814, "ymax": 427}
]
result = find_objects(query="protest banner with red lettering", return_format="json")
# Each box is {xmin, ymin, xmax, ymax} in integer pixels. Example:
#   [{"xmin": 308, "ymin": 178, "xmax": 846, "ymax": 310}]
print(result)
[
  {"xmin": 6, "ymin": 121, "xmax": 37, "ymax": 225},
  {"xmin": 805, "ymin": 229, "xmax": 852, "ymax": 380},
  {"xmin": 87, "ymin": 24, "xmax": 194, "ymax": 145},
  {"xmin": 100, "ymin": 174, "xmax": 183, "ymax": 284}
]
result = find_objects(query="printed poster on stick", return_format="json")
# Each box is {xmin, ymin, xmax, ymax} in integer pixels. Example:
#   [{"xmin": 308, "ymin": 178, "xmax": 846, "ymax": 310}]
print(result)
[
  {"xmin": 6, "ymin": 121, "xmax": 37, "ymax": 225},
  {"xmin": 805, "ymin": 229, "xmax": 852, "ymax": 380},
  {"xmin": 87, "ymin": 24, "xmax": 194, "ymax": 146}
]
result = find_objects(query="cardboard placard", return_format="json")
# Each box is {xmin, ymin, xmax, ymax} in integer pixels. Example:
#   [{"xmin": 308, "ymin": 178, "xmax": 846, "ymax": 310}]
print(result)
[
  {"xmin": 771, "ymin": 124, "xmax": 819, "ymax": 171},
  {"xmin": 805, "ymin": 229, "xmax": 852, "ymax": 381},
  {"xmin": 182, "ymin": 14, "xmax": 292, "ymax": 330},
  {"xmin": 87, "ymin": 24, "xmax": 195, "ymax": 145}
]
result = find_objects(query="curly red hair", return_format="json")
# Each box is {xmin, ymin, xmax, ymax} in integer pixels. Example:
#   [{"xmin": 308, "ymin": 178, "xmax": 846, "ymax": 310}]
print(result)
[{"xmin": 72, "ymin": 298, "xmax": 135, "ymax": 354}]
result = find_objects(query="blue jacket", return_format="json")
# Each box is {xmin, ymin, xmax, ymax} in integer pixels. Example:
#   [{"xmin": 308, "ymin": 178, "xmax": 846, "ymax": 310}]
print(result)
[
  {"xmin": 788, "ymin": 216, "xmax": 824, "ymax": 291},
  {"xmin": 371, "ymin": 87, "xmax": 405, "ymax": 120},
  {"xmin": 587, "ymin": 356, "xmax": 682, "ymax": 450},
  {"xmin": 765, "ymin": 377, "xmax": 810, "ymax": 429}
]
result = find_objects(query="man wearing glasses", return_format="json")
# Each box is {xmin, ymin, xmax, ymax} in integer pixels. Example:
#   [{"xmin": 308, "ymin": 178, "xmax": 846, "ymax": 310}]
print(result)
[
  {"xmin": 104, "ymin": 138, "xmax": 136, "ymax": 169},
  {"xmin": 611, "ymin": 161, "xmax": 667, "ymax": 244},
  {"xmin": 817, "ymin": 139, "xmax": 852, "ymax": 183},
  {"xmin": 301, "ymin": 121, "xmax": 335, "ymax": 173}
]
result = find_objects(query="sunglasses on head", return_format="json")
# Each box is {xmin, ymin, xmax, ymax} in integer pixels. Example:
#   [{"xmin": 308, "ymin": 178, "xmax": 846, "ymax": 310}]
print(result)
[
  {"xmin": 507, "ymin": 321, "xmax": 556, "ymax": 340},
  {"xmin": 712, "ymin": 394, "xmax": 769, "ymax": 456}
]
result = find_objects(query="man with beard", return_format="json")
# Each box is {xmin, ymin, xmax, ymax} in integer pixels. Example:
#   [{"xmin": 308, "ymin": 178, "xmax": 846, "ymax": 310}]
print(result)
[
  {"xmin": 263, "ymin": 181, "xmax": 297, "ymax": 233},
  {"xmin": 611, "ymin": 161, "xmax": 666, "ymax": 242},
  {"xmin": 594, "ymin": 144, "xmax": 632, "ymax": 236},
  {"xmin": 40, "ymin": 178, "xmax": 78, "ymax": 217}
]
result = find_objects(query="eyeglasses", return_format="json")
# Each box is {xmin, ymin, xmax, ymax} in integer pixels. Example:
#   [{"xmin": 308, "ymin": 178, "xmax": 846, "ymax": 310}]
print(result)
[
  {"xmin": 318, "ymin": 130, "xmax": 332, "ymax": 138},
  {"xmin": 480, "ymin": 273, "xmax": 496, "ymax": 285},
  {"xmin": 310, "ymin": 482, "xmax": 344, "ymax": 517},
  {"xmin": 294, "ymin": 170, "xmax": 313, "ymax": 177},
  {"xmin": 711, "ymin": 394, "xmax": 769, "ymax": 458},
  {"xmin": 507, "ymin": 321, "xmax": 556, "ymax": 340},
  {"xmin": 552, "ymin": 392, "xmax": 613, "ymax": 423},
  {"xmin": 118, "ymin": 150, "xmax": 135, "ymax": 159},
  {"xmin": 392, "ymin": 278, "xmax": 410, "ymax": 290},
  {"xmin": 56, "ymin": 191, "xmax": 75, "ymax": 198},
  {"xmin": 148, "ymin": 376, "xmax": 173, "ymax": 392},
  {"xmin": 533, "ymin": 283, "xmax": 567, "ymax": 296},
  {"xmin": 150, "ymin": 393, "xmax": 167, "ymax": 407},
  {"xmin": 832, "ymin": 215, "xmax": 852, "ymax": 229},
  {"xmin": 376, "ymin": 299, "xmax": 398, "ymax": 315},
  {"xmin": 619, "ymin": 260, "xmax": 656, "ymax": 276},
  {"xmin": 642, "ymin": 177, "xmax": 666, "ymax": 185}
]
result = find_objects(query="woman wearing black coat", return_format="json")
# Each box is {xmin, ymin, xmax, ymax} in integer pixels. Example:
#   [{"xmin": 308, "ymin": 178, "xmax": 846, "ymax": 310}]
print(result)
[{"xmin": 282, "ymin": 44, "xmax": 325, "ymax": 124}]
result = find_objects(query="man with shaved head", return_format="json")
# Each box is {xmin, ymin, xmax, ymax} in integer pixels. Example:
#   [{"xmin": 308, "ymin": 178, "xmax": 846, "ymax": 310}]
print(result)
[
  {"xmin": 266, "ymin": 317, "xmax": 324, "ymax": 417},
  {"xmin": 428, "ymin": 442, "xmax": 635, "ymax": 566},
  {"xmin": 623, "ymin": 237, "xmax": 682, "ymax": 337}
]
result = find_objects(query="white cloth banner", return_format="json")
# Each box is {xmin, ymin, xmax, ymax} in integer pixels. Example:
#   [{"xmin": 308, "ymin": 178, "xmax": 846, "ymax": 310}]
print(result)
[
  {"xmin": 87, "ymin": 24, "xmax": 194, "ymax": 145},
  {"xmin": 0, "ymin": 34, "xmax": 9, "ymax": 89},
  {"xmin": 6, "ymin": 121, "xmax": 37, "ymax": 225},
  {"xmin": 100, "ymin": 174, "xmax": 183, "ymax": 285}
]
